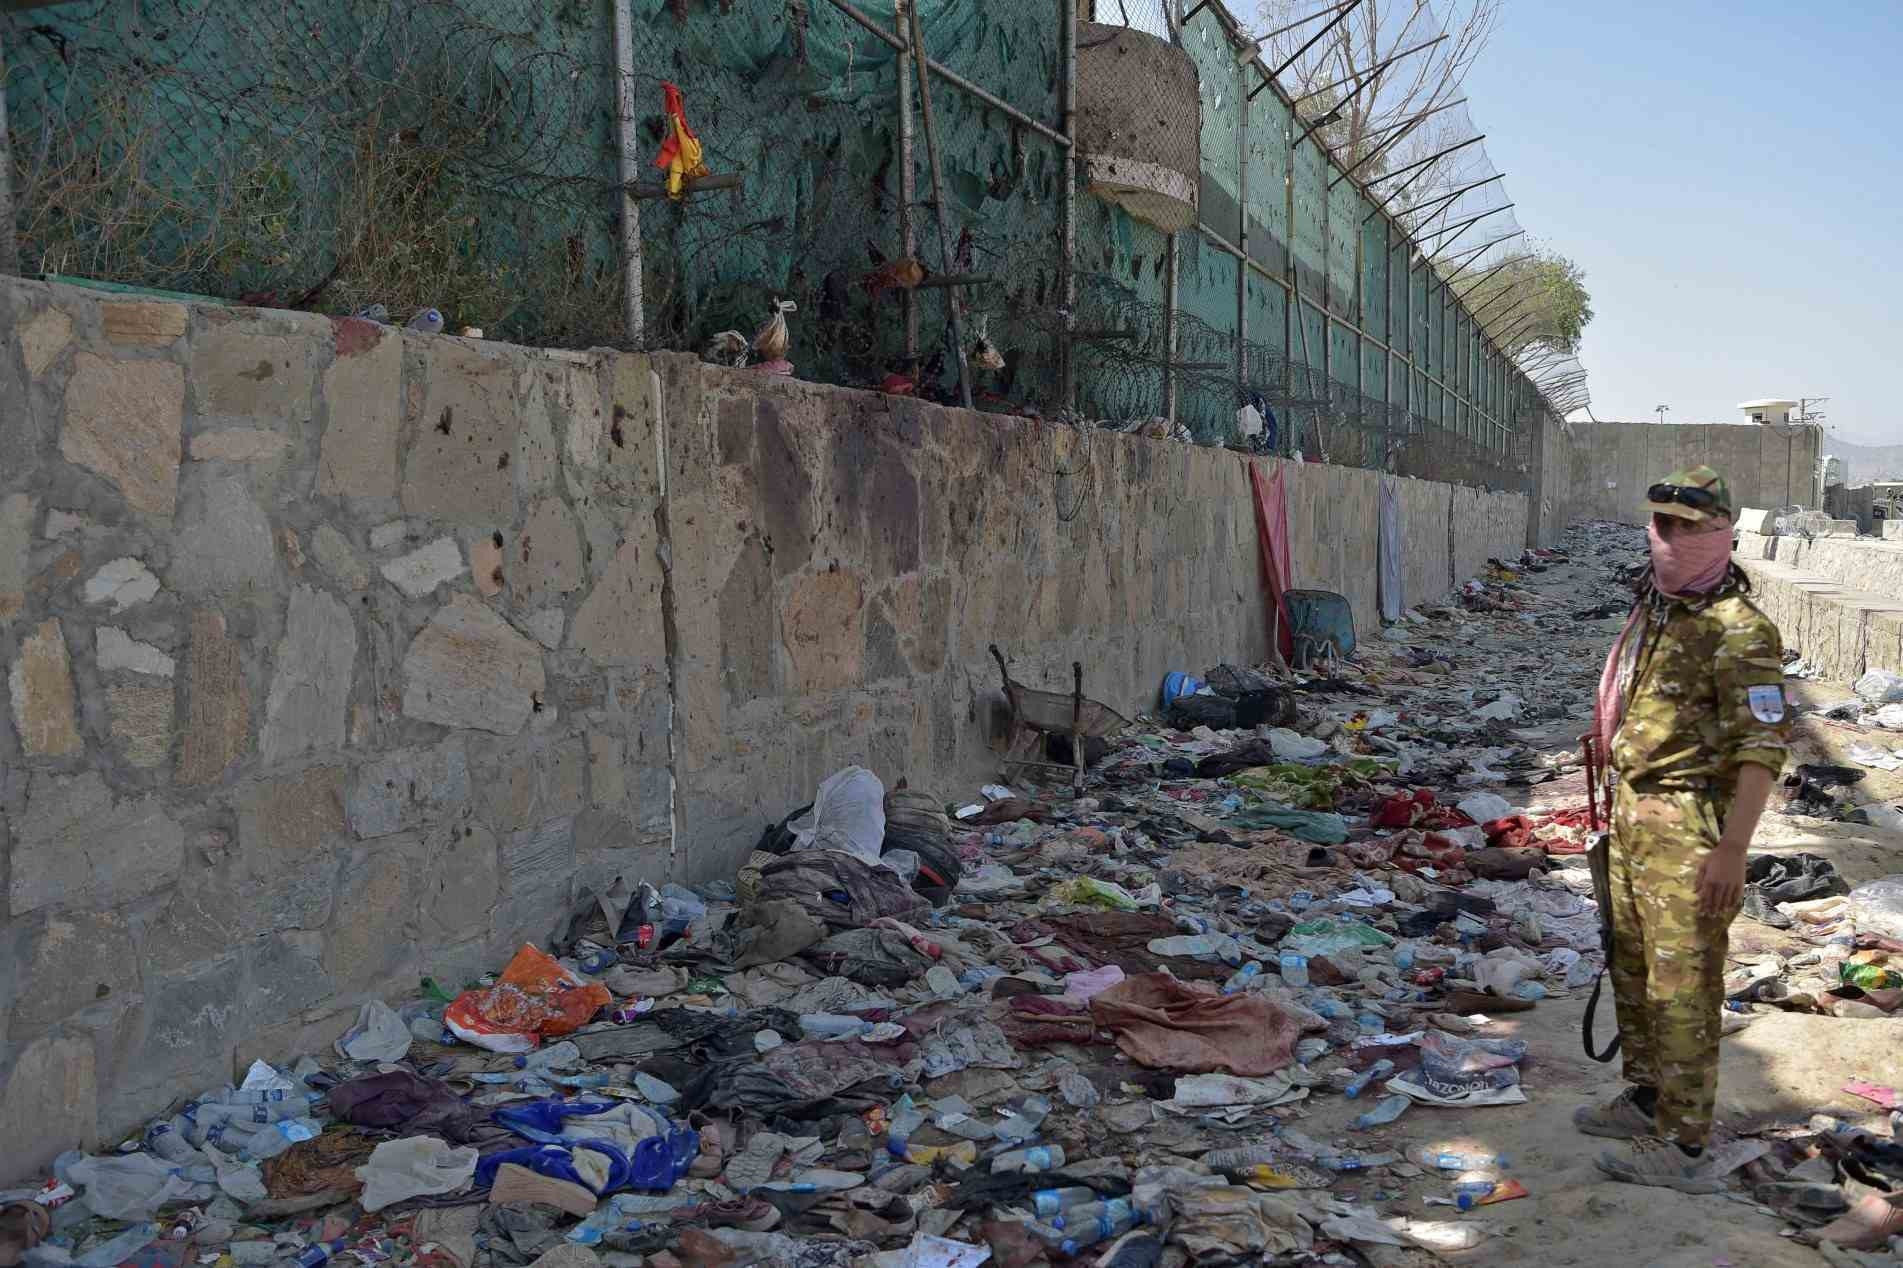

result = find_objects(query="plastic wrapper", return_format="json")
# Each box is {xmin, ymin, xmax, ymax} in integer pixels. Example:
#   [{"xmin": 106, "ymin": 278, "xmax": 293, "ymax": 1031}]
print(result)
[
  {"xmin": 354, "ymin": 1137, "xmax": 479, "ymax": 1212},
  {"xmin": 1847, "ymin": 875, "xmax": 1903, "ymax": 939},
  {"xmin": 335, "ymin": 999, "xmax": 413, "ymax": 1062},
  {"xmin": 788, "ymin": 767, "xmax": 887, "ymax": 864},
  {"xmin": 444, "ymin": 944, "xmax": 613, "ymax": 1053}
]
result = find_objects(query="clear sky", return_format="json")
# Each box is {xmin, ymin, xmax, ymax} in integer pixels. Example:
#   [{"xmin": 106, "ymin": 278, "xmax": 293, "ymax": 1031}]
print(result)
[{"xmin": 1463, "ymin": 1, "xmax": 1898, "ymax": 445}]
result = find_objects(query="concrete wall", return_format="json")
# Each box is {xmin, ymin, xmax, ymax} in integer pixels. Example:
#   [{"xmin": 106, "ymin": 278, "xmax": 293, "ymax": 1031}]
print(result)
[
  {"xmin": 0, "ymin": 277, "xmax": 1523, "ymax": 1176},
  {"xmin": 1546, "ymin": 421, "xmax": 1822, "ymax": 529}
]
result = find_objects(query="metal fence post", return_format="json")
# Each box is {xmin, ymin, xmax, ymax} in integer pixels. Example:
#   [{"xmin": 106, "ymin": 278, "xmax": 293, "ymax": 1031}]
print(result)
[
  {"xmin": 0, "ymin": 32, "xmax": 18, "ymax": 276},
  {"xmin": 609, "ymin": 0, "xmax": 644, "ymax": 347},
  {"xmin": 896, "ymin": 2, "xmax": 917, "ymax": 364},
  {"xmin": 1060, "ymin": 0, "xmax": 1077, "ymax": 409},
  {"xmin": 1235, "ymin": 62, "xmax": 1248, "ymax": 410}
]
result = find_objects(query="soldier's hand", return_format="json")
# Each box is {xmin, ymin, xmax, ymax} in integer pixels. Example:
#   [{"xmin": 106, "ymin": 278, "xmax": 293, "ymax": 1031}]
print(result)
[{"xmin": 1696, "ymin": 846, "xmax": 1746, "ymax": 917}]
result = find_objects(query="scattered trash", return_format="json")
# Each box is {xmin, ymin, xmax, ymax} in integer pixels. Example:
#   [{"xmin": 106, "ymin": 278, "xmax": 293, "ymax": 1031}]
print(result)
[{"xmin": 23, "ymin": 520, "xmax": 1899, "ymax": 1265}]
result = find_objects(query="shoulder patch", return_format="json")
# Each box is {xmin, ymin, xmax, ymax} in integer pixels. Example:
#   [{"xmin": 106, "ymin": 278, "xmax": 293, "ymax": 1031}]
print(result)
[{"xmin": 1747, "ymin": 684, "xmax": 1787, "ymax": 724}]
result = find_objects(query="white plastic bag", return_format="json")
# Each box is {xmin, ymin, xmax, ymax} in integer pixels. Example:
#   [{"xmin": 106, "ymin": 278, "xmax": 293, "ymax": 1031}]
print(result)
[
  {"xmin": 788, "ymin": 767, "xmax": 886, "ymax": 864},
  {"xmin": 204, "ymin": 1144, "xmax": 269, "ymax": 1204},
  {"xmin": 63, "ymin": 1152, "xmax": 209, "ymax": 1220},
  {"xmin": 1266, "ymin": 728, "xmax": 1328, "ymax": 760},
  {"xmin": 354, "ymin": 1137, "xmax": 479, "ymax": 1212},
  {"xmin": 1472, "ymin": 694, "xmax": 1522, "ymax": 722},
  {"xmin": 336, "ymin": 999, "xmax": 413, "ymax": 1062},
  {"xmin": 1854, "ymin": 670, "xmax": 1903, "ymax": 704},
  {"xmin": 1846, "ymin": 875, "xmax": 1903, "ymax": 939},
  {"xmin": 1457, "ymin": 792, "xmax": 1512, "ymax": 824}
]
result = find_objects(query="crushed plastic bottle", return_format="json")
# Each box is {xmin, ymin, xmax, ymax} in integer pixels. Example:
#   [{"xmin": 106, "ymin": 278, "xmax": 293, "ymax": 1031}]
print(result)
[
  {"xmin": 992, "ymin": 1144, "xmax": 1066, "ymax": 1174},
  {"xmin": 1029, "ymin": 1200, "xmax": 1141, "ymax": 1255},
  {"xmin": 799, "ymin": 1013, "xmax": 874, "ymax": 1040},
  {"xmin": 1030, "ymin": 1186, "xmax": 1098, "ymax": 1217},
  {"xmin": 1352, "ymin": 1094, "xmax": 1411, "ymax": 1130},
  {"xmin": 513, "ymin": 1040, "xmax": 582, "ymax": 1072},
  {"xmin": 1413, "ymin": 1147, "xmax": 1509, "ymax": 1172},
  {"xmin": 1222, "ymin": 962, "xmax": 1263, "ymax": 994},
  {"xmin": 1343, "ymin": 1059, "xmax": 1395, "ymax": 1098},
  {"xmin": 1452, "ymin": 1179, "xmax": 1497, "ymax": 1211},
  {"xmin": 295, "ymin": 1240, "xmax": 347, "ymax": 1268},
  {"xmin": 1279, "ymin": 953, "xmax": 1311, "ymax": 987},
  {"xmin": 1148, "ymin": 933, "xmax": 1244, "ymax": 965}
]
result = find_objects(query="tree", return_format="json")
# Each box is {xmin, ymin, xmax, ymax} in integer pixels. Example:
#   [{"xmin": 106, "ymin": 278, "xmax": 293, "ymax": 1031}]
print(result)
[
  {"xmin": 1252, "ymin": 0, "xmax": 1502, "ymax": 184},
  {"xmin": 1454, "ymin": 248, "xmax": 1593, "ymax": 356}
]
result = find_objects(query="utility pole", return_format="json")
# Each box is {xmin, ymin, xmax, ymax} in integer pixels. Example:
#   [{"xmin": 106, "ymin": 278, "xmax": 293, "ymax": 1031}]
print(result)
[
  {"xmin": 1798, "ymin": 396, "xmax": 1829, "ymax": 508},
  {"xmin": 1653, "ymin": 404, "xmax": 1669, "ymax": 426}
]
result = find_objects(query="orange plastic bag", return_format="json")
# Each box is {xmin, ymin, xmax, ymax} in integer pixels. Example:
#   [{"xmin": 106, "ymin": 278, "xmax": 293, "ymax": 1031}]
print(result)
[{"xmin": 443, "ymin": 945, "xmax": 611, "ymax": 1053}]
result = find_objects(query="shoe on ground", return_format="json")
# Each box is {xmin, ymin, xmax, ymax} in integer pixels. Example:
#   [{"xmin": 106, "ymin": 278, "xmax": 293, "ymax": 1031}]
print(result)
[
  {"xmin": 1801, "ymin": 1193, "xmax": 1903, "ymax": 1251},
  {"xmin": 1573, "ymin": 1086, "xmax": 1656, "ymax": 1140},
  {"xmin": 1594, "ymin": 1136, "xmax": 1730, "ymax": 1194}
]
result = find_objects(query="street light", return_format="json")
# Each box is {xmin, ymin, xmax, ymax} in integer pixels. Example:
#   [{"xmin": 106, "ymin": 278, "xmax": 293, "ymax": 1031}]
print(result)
[{"xmin": 1654, "ymin": 404, "xmax": 1670, "ymax": 426}]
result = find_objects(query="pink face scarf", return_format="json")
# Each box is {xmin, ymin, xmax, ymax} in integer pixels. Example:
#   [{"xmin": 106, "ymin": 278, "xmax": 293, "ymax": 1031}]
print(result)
[
  {"xmin": 1646, "ymin": 516, "xmax": 1733, "ymax": 598},
  {"xmin": 1593, "ymin": 516, "xmax": 1733, "ymax": 761}
]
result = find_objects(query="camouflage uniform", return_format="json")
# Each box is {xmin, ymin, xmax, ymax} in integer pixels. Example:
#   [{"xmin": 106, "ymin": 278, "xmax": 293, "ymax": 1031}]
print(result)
[{"xmin": 1607, "ymin": 567, "xmax": 1789, "ymax": 1148}]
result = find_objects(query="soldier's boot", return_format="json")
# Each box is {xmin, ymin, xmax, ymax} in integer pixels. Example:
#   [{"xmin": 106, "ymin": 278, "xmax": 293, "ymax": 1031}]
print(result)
[
  {"xmin": 1572, "ymin": 1086, "xmax": 1656, "ymax": 1139},
  {"xmin": 1595, "ymin": 1137, "xmax": 1728, "ymax": 1193}
]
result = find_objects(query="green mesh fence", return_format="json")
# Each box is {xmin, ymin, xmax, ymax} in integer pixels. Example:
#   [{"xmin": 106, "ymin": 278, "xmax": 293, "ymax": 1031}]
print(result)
[{"xmin": 0, "ymin": 0, "xmax": 1071, "ymax": 410}]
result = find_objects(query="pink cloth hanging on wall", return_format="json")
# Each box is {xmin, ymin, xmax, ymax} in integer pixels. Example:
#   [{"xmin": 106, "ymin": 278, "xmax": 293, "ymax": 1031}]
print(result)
[{"xmin": 1249, "ymin": 461, "xmax": 1294, "ymax": 662}]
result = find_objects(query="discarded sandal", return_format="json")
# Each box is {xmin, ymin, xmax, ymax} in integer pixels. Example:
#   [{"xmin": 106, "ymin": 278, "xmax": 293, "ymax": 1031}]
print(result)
[
  {"xmin": 1802, "ymin": 1192, "xmax": 1903, "ymax": 1250},
  {"xmin": 0, "ymin": 1202, "xmax": 49, "ymax": 1268}
]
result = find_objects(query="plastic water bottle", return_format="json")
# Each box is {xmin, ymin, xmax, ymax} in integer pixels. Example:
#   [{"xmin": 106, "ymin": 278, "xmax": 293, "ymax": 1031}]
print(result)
[
  {"xmin": 514, "ymin": 1040, "xmax": 581, "ymax": 1071},
  {"xmin": 1201, "ymin": 1144, "xmax": 1284, "ymax": 1171},
  {"xmin": 1223, "ymin": 962, "xmax": 1263, "ymax": 995},
  {"xmin": 800, "ymin": 1013, "xmax": 873, "ymax": 1040},
  {"xmin": 295, "ymin": 1240, "xmax": 347, "ymax": 1268},
  {"xmin": 992, "ymin": 1144, "xmax": 1066, "ymax": 1174},
  {"xmin": 1343, "ymin": 1059, "xmax": 1395, "ymax": 1098},
  {"xmin": 1453, "ymin": 1178, "xmax": 1497, "ymax": 1211},
  {"xmin": 241, "ymin": 1117, "xmax": 323, "ymax": 1163},
  {"xmin": 1279, "ymin": 953, "xmax": 1310, "ymax": 987},
  {"xmin": 1413, "ymin": 1148, "xmax": 1509, "ymax": 1172},
  {"xmin": 1030, "ymin": 1187, "xmax": 1098, "ymax": 1218},
  {"xmin": 1030, "ymin": 1202, "xmax": 1139, "ymax": 1255},
  {"xmin": 1352, "ymin": 1095, "xmax": 1411, "ymax": 1130},
  {"xmin": 1051, "ymin": 1198, "xmax": 1139, "ymax": 1235},
  {"xmin": 1393, "ymin": 944, "xmax": 1415, "ymax": 971},
  {"xmin": 144, "ymin": 1119, "xmax": 198, "ymax": 1162}
]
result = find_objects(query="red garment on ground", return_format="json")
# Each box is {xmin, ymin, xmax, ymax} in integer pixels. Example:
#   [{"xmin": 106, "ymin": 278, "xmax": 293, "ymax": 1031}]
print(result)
[
  {"xmin": 1482, "ymin": 815, "xmax": 1536, "ymax": 849},
  {"xmin": 1089, "ymin": 973, "xmax": 1300, "ymax": 1074},
  {"xmin": 1372, "ymin": 788, "xmax": 1473, "ymax": 831}
]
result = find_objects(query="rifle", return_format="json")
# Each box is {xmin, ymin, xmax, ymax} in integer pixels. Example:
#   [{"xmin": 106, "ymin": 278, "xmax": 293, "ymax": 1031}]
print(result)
[{"xmin": 1580, "ymin": 731, "xmax": 1622, "ymax": 1063}]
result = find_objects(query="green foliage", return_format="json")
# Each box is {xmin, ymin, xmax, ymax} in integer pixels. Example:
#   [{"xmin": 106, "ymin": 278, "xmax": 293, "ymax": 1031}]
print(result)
[{"xmin": 1460, "ymin": 249, "xmax": 1593, "ymax": 355}]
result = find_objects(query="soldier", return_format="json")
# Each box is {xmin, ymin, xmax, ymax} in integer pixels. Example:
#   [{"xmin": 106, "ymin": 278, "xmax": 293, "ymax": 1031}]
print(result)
[{"xmin": 1575, "ymin": 466, "xmax": 1789, "ymax": 1190}]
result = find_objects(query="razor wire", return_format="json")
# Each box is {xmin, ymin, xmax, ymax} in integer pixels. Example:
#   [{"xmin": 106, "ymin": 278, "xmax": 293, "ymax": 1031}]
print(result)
[
  {"xmin": 0, "ymin": 0, "xmax": 1072, "ymax": 411},
  {"xmin": 0, "ymin": 0, "xmax": 1571, "ymax": 475}
]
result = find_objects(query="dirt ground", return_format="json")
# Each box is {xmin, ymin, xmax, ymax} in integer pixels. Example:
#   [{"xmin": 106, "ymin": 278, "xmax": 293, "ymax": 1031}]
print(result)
[{"xmin": 1287, "ymin": 537, "xmax": 1903, "ymax": 1266}]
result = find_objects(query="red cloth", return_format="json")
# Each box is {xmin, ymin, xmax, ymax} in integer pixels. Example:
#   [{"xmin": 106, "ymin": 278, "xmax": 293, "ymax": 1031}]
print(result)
[
  {"xmin": 1373, "ymin": 789, "xmax": 1436, "ymax": 828},
  {"xmin": 1482, "ymin": 815, "xmax": 1536, "ymax": 849},
  {"xmin": 1089, "ymin": 973, "xmax": 1300, "ymax": 1074},
  {"xmin": 1249, "ymin": 462, "xmax": 1294, "ymax": 662}
]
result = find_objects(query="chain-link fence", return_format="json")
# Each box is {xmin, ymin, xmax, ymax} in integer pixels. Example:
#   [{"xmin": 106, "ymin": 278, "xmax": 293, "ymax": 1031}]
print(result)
[
  {"xmin": 0, "ymin": 0, "xmax": 1073, "ymax": 408},
  {"xmin": 0, "ymin": 0, "xmax": 1576, "ymax": 490}
]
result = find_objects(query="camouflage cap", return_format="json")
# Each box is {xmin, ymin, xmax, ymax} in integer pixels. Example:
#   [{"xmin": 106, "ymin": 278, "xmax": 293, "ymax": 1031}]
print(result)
[{"xmin": 1644, "ymin": 464, "xmax": 1732, "ymax": 523}]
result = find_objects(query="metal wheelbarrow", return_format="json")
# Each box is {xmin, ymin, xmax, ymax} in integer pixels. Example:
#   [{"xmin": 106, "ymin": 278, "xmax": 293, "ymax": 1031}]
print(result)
[
  {"xmin": 1283, "ymin": 588, "xmax": 1356, "ymax": 672},
  {"xmin": 989, "ymin": 644, "xmax": 1130, "ymax": 792}
]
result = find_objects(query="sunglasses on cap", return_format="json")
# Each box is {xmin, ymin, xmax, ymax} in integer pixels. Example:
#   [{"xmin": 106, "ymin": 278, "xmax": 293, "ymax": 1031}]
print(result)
[{"xmin": 1648, "ymin": 482, "xmax": 1721, "ymax": 511}]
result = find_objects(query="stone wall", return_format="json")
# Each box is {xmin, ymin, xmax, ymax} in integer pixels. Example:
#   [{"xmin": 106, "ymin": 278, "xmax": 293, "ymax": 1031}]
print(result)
[
  {"xmin": 1732, "ymin": 532, "xmax": 1903, "ymax": 685},
  {"xmin": 1544, "ymin": 421, "xmax": 1822, "ymax": 529},
  {"xmin": 0, "ymin": 277, "xmax": 1524, "ymax": 1178}
]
